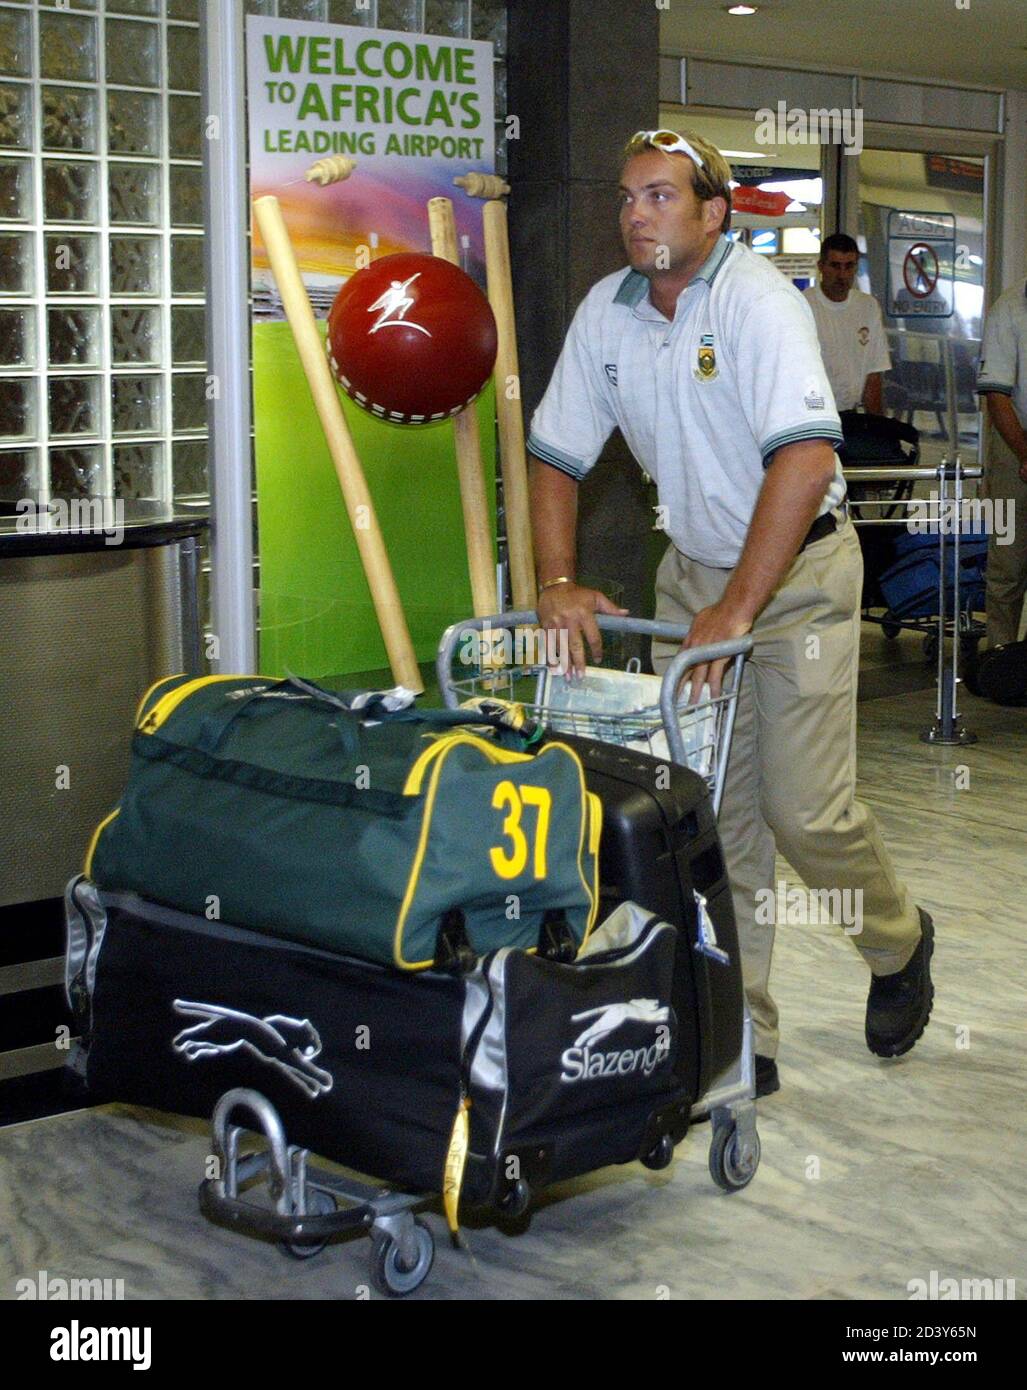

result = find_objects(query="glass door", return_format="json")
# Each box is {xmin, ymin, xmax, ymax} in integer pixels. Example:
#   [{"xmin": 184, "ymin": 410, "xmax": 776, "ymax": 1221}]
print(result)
[{"xmin": 853, "ymin": 144, "xmax": 990, "ymax": 464}]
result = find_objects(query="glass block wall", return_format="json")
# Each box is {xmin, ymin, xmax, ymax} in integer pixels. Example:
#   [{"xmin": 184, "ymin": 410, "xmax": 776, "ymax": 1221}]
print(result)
[
  {"xmin": 0, "ymin": 0, "xmax": 207, "ymax": 514},
  {"xmin": 0, "ymin": 0, "xmax": 507, "ymax": 521}
]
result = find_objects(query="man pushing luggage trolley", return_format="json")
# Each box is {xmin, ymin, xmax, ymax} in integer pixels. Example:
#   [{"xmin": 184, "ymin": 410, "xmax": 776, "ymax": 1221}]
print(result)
[{"xmin": 528, "ymin": 128, "xmax": 935, "ymax": 1091}]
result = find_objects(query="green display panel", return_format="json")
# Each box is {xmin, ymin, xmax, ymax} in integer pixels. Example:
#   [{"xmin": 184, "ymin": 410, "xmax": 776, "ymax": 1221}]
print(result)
[{"xmin": 254, "ymin": 319, "xmax": 496, "ymax": 680}]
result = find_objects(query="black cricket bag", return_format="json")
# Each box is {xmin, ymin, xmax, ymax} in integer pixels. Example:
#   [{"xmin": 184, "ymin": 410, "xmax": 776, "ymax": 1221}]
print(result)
[
  {"xmin": 838, "ymin": 410, "xmax": 919, "ymax": 469},
  {"xmin": 838, "ymin": 411, "xmax": 920, "ymax": 608},
  {"xmin": 975, "ymin": 640, "xmax": 1027, "ymax": 706},
  {"xmin": 551, "ymin": 734, "xmax": 744, "ymax": 1103},
  {"xmin": 64, "ymin": 879, "xmax": 692, "ymax": 1214}
]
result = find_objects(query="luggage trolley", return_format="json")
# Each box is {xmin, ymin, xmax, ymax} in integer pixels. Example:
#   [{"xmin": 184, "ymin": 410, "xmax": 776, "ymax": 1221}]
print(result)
[
  {"xmin": 842, "ymin": 413, "xmax": 987, "ymax": 661},
  {"xmin": 437, "ymin": 613, "xmax": 758, "ymax": 1166},
  {"xmin": 197, "ymin": 615, "xmax": 756, "ymax": 1297}
]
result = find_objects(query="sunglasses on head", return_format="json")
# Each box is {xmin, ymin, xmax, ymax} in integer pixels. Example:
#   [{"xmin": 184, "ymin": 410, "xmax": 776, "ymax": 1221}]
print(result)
[{"xmin": 633, "ymin": 129, "xmax": 707, "ymax": 170}]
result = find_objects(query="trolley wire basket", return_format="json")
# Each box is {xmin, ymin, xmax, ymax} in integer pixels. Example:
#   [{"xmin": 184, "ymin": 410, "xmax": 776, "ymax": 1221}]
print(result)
[{"xmin": 436, "ymin": 613, "xmax": 752, "ymax": 817}]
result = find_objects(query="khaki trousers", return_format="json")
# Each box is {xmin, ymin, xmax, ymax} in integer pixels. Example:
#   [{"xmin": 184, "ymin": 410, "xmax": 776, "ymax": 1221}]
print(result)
[
  {"xmin": 652, "ymin": 520, "xmax": 922, "ymax": 1057},
  {"xmin": 982, "ymin": 431, "xmax": 1027, "ymax": 649}
]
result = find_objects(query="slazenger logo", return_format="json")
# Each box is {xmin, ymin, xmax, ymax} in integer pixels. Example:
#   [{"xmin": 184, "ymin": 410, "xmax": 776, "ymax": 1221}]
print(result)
[
  {"xmin": 560, "ymin": 999, "xmax": 671, "ymax": 1083},
  {"xmin": 172, "ymin": 1001, "xmax": 333, "ymax": 1099}
]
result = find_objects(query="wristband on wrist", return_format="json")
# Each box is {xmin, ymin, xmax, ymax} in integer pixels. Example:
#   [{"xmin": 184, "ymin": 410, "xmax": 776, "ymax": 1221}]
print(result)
[{"xmin": 539, "ymin": 575, "xmax": 573, "ymax": 593}]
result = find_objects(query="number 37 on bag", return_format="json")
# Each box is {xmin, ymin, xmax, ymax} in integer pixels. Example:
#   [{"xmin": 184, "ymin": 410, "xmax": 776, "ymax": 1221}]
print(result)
[{"xmin": 489, "ymin": 781, "xmax": 552, "ymax": 881}]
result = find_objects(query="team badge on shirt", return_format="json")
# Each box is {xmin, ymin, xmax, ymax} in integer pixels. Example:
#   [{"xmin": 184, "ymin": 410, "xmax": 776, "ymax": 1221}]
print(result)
[
  {"xmin": 858, "ymin": 326, "xmax": 870, "ymax": 346},
  {"xmin": 695, "ymin": 333, "xmax": 718, "ymax": 381}
]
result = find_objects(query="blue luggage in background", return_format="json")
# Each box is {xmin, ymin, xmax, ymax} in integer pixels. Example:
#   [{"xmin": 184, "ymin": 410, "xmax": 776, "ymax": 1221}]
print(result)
[{"xmin": 878, "ymin": 531, "xmax": 989, "ymax": 619}]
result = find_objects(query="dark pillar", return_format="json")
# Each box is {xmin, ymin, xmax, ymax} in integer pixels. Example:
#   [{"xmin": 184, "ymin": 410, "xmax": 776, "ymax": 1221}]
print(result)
[{"xmin": 506, "ymin": 0, "xmax": 660, "ymax": 649}]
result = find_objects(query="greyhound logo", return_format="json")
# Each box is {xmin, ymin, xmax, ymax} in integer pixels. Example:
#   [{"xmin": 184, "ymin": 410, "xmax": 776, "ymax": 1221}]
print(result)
[
  {"xmin": 561, "ymin": 999, "xmax": 672, "ymax": 1084},
  {"xmin": 171, "ymin": 1001, "xmax": 333, "ymax": 1099},
  {"xmin": 367, "ymin": 274, "xmax": 431, "ymax": 337},
  {"xmin": 571, "ymin": 999, "xmax": 669, "ymax": 1047}
]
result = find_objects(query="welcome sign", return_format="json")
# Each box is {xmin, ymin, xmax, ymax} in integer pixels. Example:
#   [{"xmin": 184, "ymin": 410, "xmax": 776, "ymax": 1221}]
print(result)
[{"xmin": 258, "ymin": 29, "xmax": 489, "ymax": 162}]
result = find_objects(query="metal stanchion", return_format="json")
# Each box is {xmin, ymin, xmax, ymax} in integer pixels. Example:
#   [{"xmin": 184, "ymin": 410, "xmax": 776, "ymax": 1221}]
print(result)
[
  {"xmin": 843, "ymin": 460, "xmax": 983, "ymax": 746},
  {"xmin": 919, "ymin": 459, "xmax": 977, "ymax": 746}
]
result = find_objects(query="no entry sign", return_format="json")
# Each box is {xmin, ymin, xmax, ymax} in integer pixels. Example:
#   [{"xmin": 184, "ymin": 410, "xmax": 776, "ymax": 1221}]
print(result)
[
  {"xmin": 903, "ymin": 242, "xmax": 940, "ymax": 298},
  {"xmin": 887, "ymin": 211, "xmax": 955, "ymax": 318}
]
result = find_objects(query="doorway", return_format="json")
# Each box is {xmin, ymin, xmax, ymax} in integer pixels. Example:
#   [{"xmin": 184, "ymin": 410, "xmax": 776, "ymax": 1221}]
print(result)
[{"xmin": 853, "ymin": 144, "xmax": 989, "ymax": 464}]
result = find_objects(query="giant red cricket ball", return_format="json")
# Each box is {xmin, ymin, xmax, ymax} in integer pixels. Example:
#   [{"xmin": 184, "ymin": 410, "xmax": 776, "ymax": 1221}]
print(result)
[{"xmin": 326, "ymin": 252, "xmax": 498, "ymax": 425}]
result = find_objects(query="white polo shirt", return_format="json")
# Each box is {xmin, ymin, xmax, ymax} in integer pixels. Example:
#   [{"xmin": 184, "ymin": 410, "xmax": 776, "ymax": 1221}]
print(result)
[
  {"xmin": 977, "ymin": 280, "xmax": 1027, "ymax": 426},
  {"xmin": 528, "ymin": 236, "xmax": 845, "ymax": 568},
  {"xmin": 802, "ymin": 284, "xmax": 892, "ymax": 412}
]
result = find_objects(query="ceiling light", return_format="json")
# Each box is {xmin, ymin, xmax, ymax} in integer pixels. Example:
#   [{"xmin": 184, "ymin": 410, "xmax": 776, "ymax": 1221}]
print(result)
[
  {"xmin": 726, "ymin": 4, "xmax": 759, "ymax": 14},
  {"xmin": 721, "ymin": 150, "xmax": 767, "ymax": 159}
]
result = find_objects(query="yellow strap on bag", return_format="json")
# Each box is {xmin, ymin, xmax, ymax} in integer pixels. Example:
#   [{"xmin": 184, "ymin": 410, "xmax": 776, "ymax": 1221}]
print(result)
[
  {"xmin": 86, "ymin": 675, "xmax": 260, "ymax": 876},
  {"xmin": 137, "ymin": 673, "xmax": 254, "ymax": 735},
  {"xmin": 443, "ymin": 1096, "xmax": 471, "ymax": 1238}
]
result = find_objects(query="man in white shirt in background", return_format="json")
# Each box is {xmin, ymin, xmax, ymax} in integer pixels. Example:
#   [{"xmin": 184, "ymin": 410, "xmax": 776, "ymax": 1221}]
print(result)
[{"xmin": 804, "ymin": 233, "xmax": 892, "ymax": 415}]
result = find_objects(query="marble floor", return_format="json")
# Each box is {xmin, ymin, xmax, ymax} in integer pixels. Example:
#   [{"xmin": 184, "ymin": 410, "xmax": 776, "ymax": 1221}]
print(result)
[{"xmin": 1, "ymin": 626, "xmax": 1024, "ymax": 1301}]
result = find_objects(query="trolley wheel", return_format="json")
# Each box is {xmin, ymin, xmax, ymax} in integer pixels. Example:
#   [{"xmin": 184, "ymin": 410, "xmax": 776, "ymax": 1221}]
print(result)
[
  {"xmin": 497, "ymin": 1177, "xmax": 532, "ymax": 1218},
  {"xmin": 923, "ymin": 631, "xmax": 939, "ymax": 663},
  {"xmin": 369, "ymin": 1219, "xmax": 435, "ymax": 1298},
  {"xmin": 881, "ymin": 618, "xmax": 901, "ymax": 640},
  {"xmin": 278, "ymin": 1185, "xmax": 337, "ymax": 1261},
  {"xmin": 641, "ymin": 1133, "xmax": 675, "ymax": 1171},
  {"xmin": 709, "ymin": 1122, "xmax": 760, "ymax": 1193}
]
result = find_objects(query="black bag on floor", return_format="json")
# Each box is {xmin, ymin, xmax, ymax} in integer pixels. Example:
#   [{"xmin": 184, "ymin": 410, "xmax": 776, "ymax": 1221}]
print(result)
[
  {"xmin": 551, "ymin": 734, "xmax": 744, "ymax": 1102},
  {"xmin": 64, "ymin": 878, "xmax": 692, "ymax": 1213},
  {"xmin": 975, "ymin": 641, "xmax": 1027, "ymax": 706}
]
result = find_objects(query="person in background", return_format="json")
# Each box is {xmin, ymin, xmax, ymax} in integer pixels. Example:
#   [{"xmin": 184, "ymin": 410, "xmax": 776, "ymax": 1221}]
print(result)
[
  {"xmin": 977, "ymin": 278, "xmax": 1027, "ymax": 648},
  {"xmin": 804, "ymin": 233, "xmax": 892, "ymax": 415}
]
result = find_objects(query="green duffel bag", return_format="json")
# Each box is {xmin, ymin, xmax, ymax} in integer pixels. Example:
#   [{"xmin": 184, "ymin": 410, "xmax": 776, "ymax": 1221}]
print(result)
[{"xmin": 86, "ymin": 674, "xmax": 603, "ymax": 969}]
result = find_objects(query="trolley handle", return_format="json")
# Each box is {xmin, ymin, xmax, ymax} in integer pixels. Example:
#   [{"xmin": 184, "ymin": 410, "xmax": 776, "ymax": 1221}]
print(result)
[
  {"xmin": 438, "ymin": 610, "xmax": 680, "ymax": 703},
  {"xmin": 436, "ymin": 610, "xmax": 751, "ymax": 720},
  {"xmin": 659, "ymin": 640, "xmax": 750, "ymax": 782}
]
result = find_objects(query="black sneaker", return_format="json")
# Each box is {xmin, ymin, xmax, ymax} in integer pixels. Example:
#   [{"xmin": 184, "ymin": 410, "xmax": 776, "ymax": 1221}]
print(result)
[
  {"xmin": 755, "ymin": 1054, "xmax": 780, "ymax": 1098},
  {"xmin": 866, "ymin": 908, "xmax": 935, "ymax": 1057}
]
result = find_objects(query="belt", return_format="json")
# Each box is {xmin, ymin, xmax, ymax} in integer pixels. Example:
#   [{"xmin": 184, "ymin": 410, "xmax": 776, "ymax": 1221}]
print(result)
[{"xmin": 799, "ymin": 512, "xmax": 838, "ymax": 552}]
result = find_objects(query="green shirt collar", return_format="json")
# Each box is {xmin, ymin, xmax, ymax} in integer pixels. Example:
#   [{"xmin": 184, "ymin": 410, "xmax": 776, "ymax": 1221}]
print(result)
[
  {"xmin": 694, "ymin": 234, "xmax": 733, "ymax": 286},
  {"xmin": 613, "ymin": 235, "xmax": 734, "ymax": 307},
  {"xmin": 613, "ymin": 269, "xmax": 649, "ymax": 306}
]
